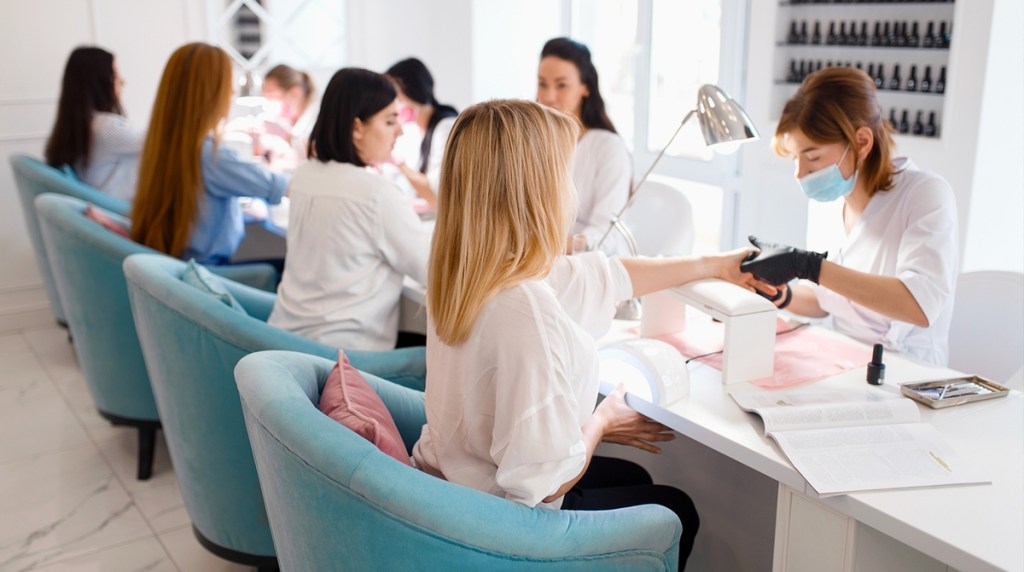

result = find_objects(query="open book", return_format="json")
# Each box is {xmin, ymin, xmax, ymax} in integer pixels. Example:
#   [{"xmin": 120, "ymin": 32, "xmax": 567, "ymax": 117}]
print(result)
[{"xmin": 731, "ymin": 391, "xmax": 990, "ymax": 497}]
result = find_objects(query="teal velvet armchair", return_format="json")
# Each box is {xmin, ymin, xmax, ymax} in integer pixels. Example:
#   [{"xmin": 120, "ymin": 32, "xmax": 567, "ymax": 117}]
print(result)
[
  {"xmin": 10, "ymin": 154, "xmax": 129, "ymax": 326},
  {"xmin": 235, "ymin": 350, "xmax": 682, "ymax": 571},
  {"xmin": 33, "ymin": 193, "xmax": 278, "ymax": 484},
  {"xmin": 122, "ymin": 253, "xmax": 427, "ymax": 568}
]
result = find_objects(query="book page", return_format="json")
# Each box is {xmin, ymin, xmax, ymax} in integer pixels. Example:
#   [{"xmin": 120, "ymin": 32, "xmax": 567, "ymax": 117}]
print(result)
[
  {"xmin": 760, "ymin": 399, "xmax": 920, "ymax": 434},
  {"xmin": 731, "ymin": 391, "xmax": 918, "ymax": 434},
  {"xmin": 731, "ymin": 390, "xmax": 884, "ymax": 413},
  {"xmin": 771, "ymin": 423, "xmax": 990, "ymax": 497}
]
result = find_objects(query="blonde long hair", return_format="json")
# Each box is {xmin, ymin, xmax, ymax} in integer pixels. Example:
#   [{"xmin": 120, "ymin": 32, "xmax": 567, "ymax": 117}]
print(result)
[
  {"xmin": 131, "ymin": 43, "xmax": 233, "ymax": 257},
  {"xmin": 429, "ymin": 99, "xmax": 579, "ymax": 345}
]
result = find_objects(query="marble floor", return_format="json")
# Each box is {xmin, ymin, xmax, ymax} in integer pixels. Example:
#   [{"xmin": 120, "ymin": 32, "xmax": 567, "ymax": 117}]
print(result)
[{"xmin": 0, "ymin": 324, "xmax": 254, "ymax": 572}]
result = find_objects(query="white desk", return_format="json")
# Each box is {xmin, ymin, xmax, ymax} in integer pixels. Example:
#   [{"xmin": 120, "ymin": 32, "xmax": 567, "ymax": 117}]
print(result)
[{"xmin": 600, "ymin": 321, "xmax": 1023, "ymax": 572}]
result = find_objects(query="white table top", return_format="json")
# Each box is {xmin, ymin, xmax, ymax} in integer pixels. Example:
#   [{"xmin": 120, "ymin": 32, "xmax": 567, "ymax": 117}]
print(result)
[{"xmin": 601, "ymin": 319, "xmax": 1024, "ymax": 572}]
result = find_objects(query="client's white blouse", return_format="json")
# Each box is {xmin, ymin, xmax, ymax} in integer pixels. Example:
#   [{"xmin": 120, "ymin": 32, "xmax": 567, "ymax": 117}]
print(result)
[
  {"xmin": 413, "ymin": 252, "xmax": 632, "ymax": 508},
  {"xmin": 268, "ymin": 161, "xmax": 431, "ymax": 351}
]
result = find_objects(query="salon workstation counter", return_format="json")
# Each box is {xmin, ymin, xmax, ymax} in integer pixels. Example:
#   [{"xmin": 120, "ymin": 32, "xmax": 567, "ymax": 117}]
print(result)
[{"xmin": 597, "ymin": 317, "xmax": 1023, "ymax": 572}]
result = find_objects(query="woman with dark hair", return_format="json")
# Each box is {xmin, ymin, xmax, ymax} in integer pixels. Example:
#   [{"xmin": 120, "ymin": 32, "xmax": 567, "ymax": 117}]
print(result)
[
  {"xmin": 741, "ymin": 67, "xmax": 958, "ymax": 366},
  {"xmin": 131, "ymin": 43, "xmax": 288, "ymax": 265},
  {"xmin": 385, "ymin": 58, "xmax": 458, "ymax": 208},
  {"xmin": 268, "ymin": 68, "xmax": 431, "ymax": 351},
  {"xmin": 45, "ymin": 46, "xmax": 144, "ymax": 202},
  {"xmin": 537, "ymin": 37, "xmax": 631, "ymax": 254}
]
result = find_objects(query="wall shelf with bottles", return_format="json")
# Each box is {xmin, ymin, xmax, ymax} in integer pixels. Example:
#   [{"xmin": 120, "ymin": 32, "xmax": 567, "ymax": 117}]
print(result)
[{"xmin": 773, "ymin": 0, "xmax": 954, "ymax": 139}]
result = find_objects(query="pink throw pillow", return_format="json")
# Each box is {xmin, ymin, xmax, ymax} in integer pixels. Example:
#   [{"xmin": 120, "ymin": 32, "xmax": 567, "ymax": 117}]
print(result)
[
  {"xmin": 84, "ymin": 203, "xmax": 130, "ymax": 238},
  {"xmin": 319, "ymin": 350, "xmax": 413, "ymax": 467}
]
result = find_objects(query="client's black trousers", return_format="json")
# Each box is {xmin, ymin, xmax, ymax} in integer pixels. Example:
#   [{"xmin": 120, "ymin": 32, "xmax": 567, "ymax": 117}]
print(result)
[{"xmin": 561, "ymin": 456, "xmax": 699, "ymax": 570}]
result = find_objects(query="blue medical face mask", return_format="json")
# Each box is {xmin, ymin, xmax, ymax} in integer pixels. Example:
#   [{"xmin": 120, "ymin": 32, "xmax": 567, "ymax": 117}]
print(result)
[{"xmin": 797, "ymin": 145, "xmax": 856, "ymax": 202}]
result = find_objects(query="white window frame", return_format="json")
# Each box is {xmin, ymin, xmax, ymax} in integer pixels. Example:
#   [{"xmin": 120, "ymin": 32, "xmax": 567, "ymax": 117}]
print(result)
[{"xmin": 569, "ymin": 0, "xmax": 752, "ymax": 249}]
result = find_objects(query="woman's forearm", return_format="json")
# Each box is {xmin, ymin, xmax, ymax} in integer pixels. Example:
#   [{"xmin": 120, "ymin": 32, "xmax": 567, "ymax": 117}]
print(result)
[
  {"xmin": 399, "ymin": 163, "xmax": 437, "ymax": 208},
  {"xmin": 786, "ymin": 283, "xmax": 828, "ymax": 317},
  {"xmin": 619, "ymin": 248, "xmax": 764, "ymax": 298},
  {"xmin": 818, "ymin": 261, "xmax": 928, "ymax": 326}
]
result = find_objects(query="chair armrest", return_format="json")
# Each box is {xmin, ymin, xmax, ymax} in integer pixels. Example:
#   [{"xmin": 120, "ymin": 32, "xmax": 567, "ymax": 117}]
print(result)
[
  {"xmin": 348, "ymin": 346, "xmax": 427, "ymax": 392},
  {"xmin": 222, "ymin": 279, "xmax": 278, "ymax": 321},
  {"xmin": 210, "ymin": 263, "xmax": 277, "ymax": 292}
]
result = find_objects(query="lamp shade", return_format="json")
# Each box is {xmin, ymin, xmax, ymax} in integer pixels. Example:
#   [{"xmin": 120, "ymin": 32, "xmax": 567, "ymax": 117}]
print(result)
[{"xmin": 695, "ymin": 84, "xmax": 759, "ymax": 150}]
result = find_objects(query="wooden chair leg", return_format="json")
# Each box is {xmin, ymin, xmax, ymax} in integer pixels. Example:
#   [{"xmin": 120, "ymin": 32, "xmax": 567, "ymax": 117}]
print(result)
[{"xmin": 137, "ymin": 426, "xmax": 157, "ymax": 480}]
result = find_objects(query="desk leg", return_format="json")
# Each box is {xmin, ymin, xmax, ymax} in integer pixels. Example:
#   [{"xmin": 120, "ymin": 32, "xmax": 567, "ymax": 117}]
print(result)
[
  {"xmin": 773, "ymin": 485, "xmax": 949, "ymax": 572},
  {"xmin": 398, "ymin": 290, "xmax": 427, "ymax": 336},
  {"xmin": 773, "ymin": 485, "xmax": 855, "ymax": 572}
]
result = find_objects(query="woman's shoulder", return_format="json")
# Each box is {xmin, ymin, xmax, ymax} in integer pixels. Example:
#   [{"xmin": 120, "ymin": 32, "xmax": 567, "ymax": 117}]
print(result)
[
  {"xmin": 578, "ymin": 128, "xmax": 629, "ymax": 158},
  {"xmin": 484, "ymin": 280, "xmax": 564, "ymax": 329},
  {"xmin": 293, "ymin": 161, "xmax": 403, "ymax": 199},
  {"xmin": 91, "ymin": 112, "xmax": 136, "ymax": 134},
  {"xmin": 890, "ymin": 158, "xmax": 955, "ymax": 206}
]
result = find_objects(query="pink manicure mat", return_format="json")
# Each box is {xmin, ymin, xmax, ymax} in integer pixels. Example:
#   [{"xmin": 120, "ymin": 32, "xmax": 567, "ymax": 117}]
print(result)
[{"xmin": 640, "ymin": 317, "xmax": 868, "ymax": 389}]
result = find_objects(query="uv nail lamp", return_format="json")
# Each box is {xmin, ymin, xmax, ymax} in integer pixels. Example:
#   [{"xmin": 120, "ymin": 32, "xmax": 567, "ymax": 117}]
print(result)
[
  {"xmin": 640, "ymin": 279, "xmax": 777, "ymax": 385},
  {"xmin": 599, "ymin": 338, "xmax": 690, "ymax": 406}
]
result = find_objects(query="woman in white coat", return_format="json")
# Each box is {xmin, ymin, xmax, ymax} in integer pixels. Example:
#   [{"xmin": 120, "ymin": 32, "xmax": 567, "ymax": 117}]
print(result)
[
  {"xmin": 741, "ymin": 67, "xmax": 958, "ymax": 366},
  {"xmin": 537, "ymin": 37, "xmax": 631, "ymax": 255},
  {"xmin": 268, "ymin": 68, "xmax": 431, "ymax": 351},
  {"xmin": 413, "ymin": 99, "xmax": 770, "ymax": 570}
]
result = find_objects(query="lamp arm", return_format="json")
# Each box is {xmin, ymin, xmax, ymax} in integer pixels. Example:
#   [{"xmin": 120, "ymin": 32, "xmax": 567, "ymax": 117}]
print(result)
[{"xmin": 594, "ymin": 108, "xmax": 697, "ymax": 251}]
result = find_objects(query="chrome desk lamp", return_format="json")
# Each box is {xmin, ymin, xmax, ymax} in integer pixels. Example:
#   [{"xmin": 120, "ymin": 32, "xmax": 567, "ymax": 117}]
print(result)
[{"xmin": 597, "ymin": 84, "xmax": 760, "ymax": 320}]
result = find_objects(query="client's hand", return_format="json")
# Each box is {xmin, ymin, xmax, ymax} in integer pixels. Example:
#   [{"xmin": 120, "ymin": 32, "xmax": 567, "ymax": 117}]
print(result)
[
  {"xmin": 714, "ymin": 247, "xmax": 779, "ymax": 296},
  {"xmin": 740, "ymin": 235, "xmax": 827, "ymax": 286},
  {"xmin": 593, "ymin": 385, "xmax": 675, "ymax": 454}
]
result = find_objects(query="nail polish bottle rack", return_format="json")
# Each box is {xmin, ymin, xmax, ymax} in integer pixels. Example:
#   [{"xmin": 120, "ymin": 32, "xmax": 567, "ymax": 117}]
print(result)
[{"xmin": 774, "ymin": 0, "xmax": 954, "ymax": 140}]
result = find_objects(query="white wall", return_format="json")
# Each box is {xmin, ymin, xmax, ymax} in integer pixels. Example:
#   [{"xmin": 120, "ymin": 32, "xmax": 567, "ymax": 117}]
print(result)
[
  {"xmin": 963, "ymin": 0, "xmax": 1024, "ymax": 273},
  {"xmin": 347, "ymin": 0, "xmax": 565, "ymax": 110},
  {"xmin": 0, "ymin": 0, "xmax": 204, "ymax": 332},
  {"xmin": 470, "ymin": 0, "xmax": 566, "ymax": 103},
  {"xmin": 347, "ymin": 0, "xmax": 474, "ymax": 111}
]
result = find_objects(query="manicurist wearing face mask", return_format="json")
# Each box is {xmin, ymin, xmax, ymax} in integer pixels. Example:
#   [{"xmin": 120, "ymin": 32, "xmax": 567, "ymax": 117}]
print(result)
[{"xmin": 741, "ymin": 68, "xmax": 958, "ymax": 366}]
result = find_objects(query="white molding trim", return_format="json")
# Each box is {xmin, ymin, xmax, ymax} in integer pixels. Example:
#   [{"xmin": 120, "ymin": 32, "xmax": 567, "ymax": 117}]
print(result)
[
  {"xmin": 0, "ymin": 133, "xmax": 48, "ymax": 143},
  {"xmin": 0, "ymin": 97, "xmax": 57, "ymax": 106},
  {"xmin": 0, "ymin": 284, "xmax": 53, "ymax": 334}
]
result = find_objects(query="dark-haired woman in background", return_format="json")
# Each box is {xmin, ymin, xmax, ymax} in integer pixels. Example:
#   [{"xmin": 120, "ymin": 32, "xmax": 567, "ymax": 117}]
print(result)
[
  {"xmin": 537, "ymin": 37, "xmax": 631, "ymax": 254},
  {"xmin": 385, "ymin": 57, "xmax": 458, "ymax": 208},
  {"xmin": 45, "ymin": 46, "xmax": 144, "ymax": 202},
  {"xmin": 268, "ymin": 68, "xmax": 431, "ymax": 351}
]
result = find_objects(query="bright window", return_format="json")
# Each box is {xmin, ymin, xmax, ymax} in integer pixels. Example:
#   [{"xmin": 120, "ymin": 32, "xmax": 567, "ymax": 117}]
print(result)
[
  {"xmin": 648, "ymin": 0, "xmax": 722, "ymax": 162},
  {"xmin": 570, "ymin": 0, "xmax": 745, "ymax": 252}
]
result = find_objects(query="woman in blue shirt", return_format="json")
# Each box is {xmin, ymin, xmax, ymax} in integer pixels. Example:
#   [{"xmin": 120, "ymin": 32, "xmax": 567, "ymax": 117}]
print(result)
[{"xmin": 131, "ymin": 43, "xmax": 288, "ymax": 264}]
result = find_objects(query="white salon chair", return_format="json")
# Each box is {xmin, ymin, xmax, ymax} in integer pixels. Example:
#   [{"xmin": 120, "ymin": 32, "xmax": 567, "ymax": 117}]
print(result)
[
  {"xmin": 948, "ymin": 271, "xmax": 1024, "ymax": 388},
  {"xmin": 621, "ymin": 180, "xmax": 695, "ymax": 257}
]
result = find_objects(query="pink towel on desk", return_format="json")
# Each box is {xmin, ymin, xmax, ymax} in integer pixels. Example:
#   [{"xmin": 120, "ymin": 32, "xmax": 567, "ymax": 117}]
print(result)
[{"xmin": 643, "ymin": 317, "xmax": 868, "ymax": 389}]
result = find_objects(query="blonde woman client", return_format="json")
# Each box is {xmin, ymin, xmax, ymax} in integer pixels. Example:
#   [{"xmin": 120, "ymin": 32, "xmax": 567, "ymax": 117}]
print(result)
[{"xmin": 413, "ymin": 99, "xmax": 768, "ymax": 570}]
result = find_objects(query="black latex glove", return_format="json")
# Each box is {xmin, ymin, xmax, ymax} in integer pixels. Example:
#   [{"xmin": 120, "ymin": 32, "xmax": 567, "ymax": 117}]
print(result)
[{"xmin": 740, "ymin": 235, "xmax": 827, "ymax": 286}]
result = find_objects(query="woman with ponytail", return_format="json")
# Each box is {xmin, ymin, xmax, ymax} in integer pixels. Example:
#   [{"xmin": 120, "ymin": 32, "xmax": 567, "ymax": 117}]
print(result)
[{"xmin": 385, "ymin": 58, "xmax": 458, "ymax": 208}]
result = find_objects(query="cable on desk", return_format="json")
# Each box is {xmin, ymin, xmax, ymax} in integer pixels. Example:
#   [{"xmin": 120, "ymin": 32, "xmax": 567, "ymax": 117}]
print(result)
[{"xmin": 683, "ymin": 322, "xmax": 811, "ymax": 364}]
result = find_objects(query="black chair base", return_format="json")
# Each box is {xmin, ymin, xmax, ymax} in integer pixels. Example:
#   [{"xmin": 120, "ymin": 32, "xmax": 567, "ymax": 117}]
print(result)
[
  {"xmin": 98, "ymin": 411, "xmax": 161, "ymax": 480},
  {"xmin": 193, "ymin": 526, "xmax": 279, "ymax": 571}
]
